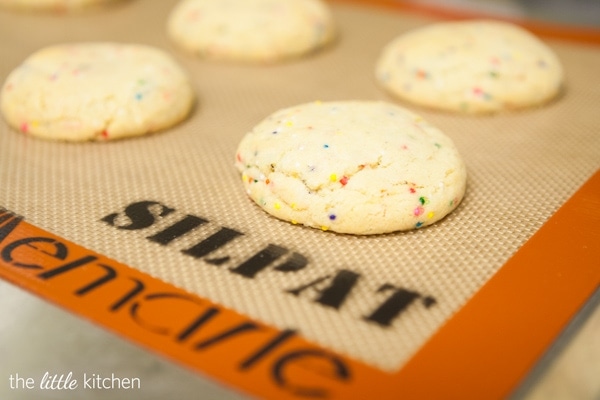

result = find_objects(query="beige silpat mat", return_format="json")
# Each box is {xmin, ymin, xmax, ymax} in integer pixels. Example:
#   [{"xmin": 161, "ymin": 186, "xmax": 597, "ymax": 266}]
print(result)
[{"xmin": 1, "ymin": 0, "xmax": 599, "ymax": 399}]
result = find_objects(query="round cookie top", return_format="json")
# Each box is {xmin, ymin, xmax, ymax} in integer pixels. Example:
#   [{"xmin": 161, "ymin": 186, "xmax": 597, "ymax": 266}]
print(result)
[
  {"xmin": 167, "ymin": 0, "xmax": 335, "ymax": 63},
  {"xmin": 235, "ymin": 101, "xmax": 467, "ymax": 235},
  {"xmin": 0, "ymin": 0, "xmax": 119, "ymax": 11},
  {"xmin": 1, "ymin": 43, "xmax": 195, "ymax": 141},
  {"xmin": 376, "ymin": 20, "xmax": 564, "ymax": 114}
]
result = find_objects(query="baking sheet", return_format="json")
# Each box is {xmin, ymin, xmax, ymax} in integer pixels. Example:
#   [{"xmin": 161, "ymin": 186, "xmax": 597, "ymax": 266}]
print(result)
[{"xmin": 1, "ymin": 0, "xmax": 599, "ymax": 398}]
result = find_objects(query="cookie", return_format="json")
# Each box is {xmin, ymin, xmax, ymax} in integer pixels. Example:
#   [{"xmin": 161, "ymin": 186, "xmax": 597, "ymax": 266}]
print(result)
[
  {"xmin": 0, "ymin": 0, "xmax": 119, "ymax": 11},
  {"xmin": 235, "ymin": 101, "xmax": 467, "ymax": 234},
  {"xmin": 376, "ymin": 20, "xmax": 564, "ymax": 114},
  {"xmin": 167, "ymin": 0, "xmax": 335, "ymax": 63},
  {"xmin": 1, "ymin": 43, "xmax": 195, "ymax": 141}
]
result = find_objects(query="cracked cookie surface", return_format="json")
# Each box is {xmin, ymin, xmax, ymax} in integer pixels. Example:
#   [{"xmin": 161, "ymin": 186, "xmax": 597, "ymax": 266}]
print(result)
[
  {"xmin": 235, "ymin": 101, "xmax": 467, "ymax": 234},
  {"xmin": 0, "ymin": 42, "xmax": 194, "ymax": 141}
]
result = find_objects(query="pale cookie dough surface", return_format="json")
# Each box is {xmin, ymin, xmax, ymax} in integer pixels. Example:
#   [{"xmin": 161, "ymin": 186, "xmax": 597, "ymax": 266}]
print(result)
[
  {"xmin": 235, "ymin": 101, "xmax": 467, "ymax": 235},
  {"xmin": 0, "ymin": 0, "xmax": 119, "ymax": 11},
  {"xmin": 0, "ymin": 43, "xmax": 195, "ymax": 141},
  {"xmin": 376, "ymin": 20, "xmax": 564, "ymax": 114},
  {"xmin": 167, "ymin": 0, "xmax": 335, "ymax": 63}
]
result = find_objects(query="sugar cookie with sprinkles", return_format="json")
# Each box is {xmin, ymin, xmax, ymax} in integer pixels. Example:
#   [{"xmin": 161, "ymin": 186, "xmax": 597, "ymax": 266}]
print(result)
[
  {"xmin": 167, "ymin": 0, "xmax": 335, "ymax": 63},
  {"xmin": 235, "ymin": 101, "xmax": 467, "ymax": 235},
  {"xmin": 0, "ymin": 43, "xmax": 195, "ymax": 141},
  {"xmin": 0, "ymin": 0, "xmax": 120, "ymax": 11},
  {"xmin": 376, "ymin": 20, "xmax": 564, "ymax": 114}
]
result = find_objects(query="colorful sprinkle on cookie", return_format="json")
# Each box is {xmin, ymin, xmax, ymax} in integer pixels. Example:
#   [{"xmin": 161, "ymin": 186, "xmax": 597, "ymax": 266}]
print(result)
[
  {"xmin": 235, "ymin": 101, "xmax": 467, "ymax": 234},
  {"xmin": 167, "ymin": 0, "xmax": 336, "ymax": 63},
  {"xmin": 0, "ymin": 42, "xmax": 195, "ymax": 141},
  {"xmin": 376, "ymin": 20, "xmax": 563, "ymax": 114}
]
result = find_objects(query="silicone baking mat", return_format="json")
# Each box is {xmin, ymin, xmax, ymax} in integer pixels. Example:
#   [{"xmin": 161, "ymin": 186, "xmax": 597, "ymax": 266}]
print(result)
[{"xmin": 1, "ymin": 0, "xmax": 599, "ymax": 398}]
